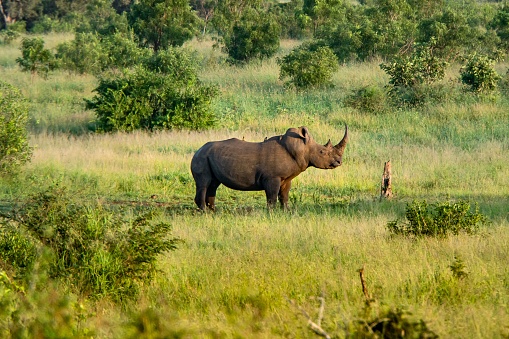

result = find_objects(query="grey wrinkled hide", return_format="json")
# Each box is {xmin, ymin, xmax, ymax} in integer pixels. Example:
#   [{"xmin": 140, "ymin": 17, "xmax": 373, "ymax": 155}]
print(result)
[{"xmin": 191, "ymin": 125, "xmax": 348, "ymax": 210}]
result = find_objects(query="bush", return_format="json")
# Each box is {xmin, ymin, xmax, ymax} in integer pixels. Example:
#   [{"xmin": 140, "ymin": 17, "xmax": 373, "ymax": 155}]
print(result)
[
  {"xmin": 380, "ymin": 40, "xmax": 448, "ymax": 107},
  {"xmin": 0, "ymin": 268, "xmax": 93, "ymax": 337},
  {"xmin": 353, "ymin": 306, "xmax": 438, "ymax": 338},
  {"xmin": 460, "ymin": 53, "xmax": 501, "ymax": 94},
  {"xmin": 16, "ymin": 37, "xmax": 58, "ymax": 79},
  {"xmin": 86, "ymin": 57, "xmax": 218, "ymax": 132},
  {"xmin": 0, "ymin": 81, "xmax": 32, "ymax": 176},
  {"xmin": 56, "ymin": 32, "xmax": 148, "ymax": 75},
  {"xmin": 0, "ymin": 30, "xmax": 20, "ymax": 45},
  {"xmin": 222, "ymin": 9, "xmax": 281, "ymax": 63},
  {"xmin": 387, "ymin": 200, "xmax": 488, "ymax": 238},
  {"xmin": 278, "ymin": 41, "xmax": 339, "ymax": 89},
  {"xmin": 0, "ymin": 186, "xmax": 180, "ymax": 302},
  {"xmin": 344, "ymin": 85, "xmax": 389, "ymax": 114}
]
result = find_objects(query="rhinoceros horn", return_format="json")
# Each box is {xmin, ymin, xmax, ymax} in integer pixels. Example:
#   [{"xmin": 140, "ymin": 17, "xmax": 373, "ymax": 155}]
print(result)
[{"xmin": 335, "ymin": 124, "xmax": 348, "ymax": 151}]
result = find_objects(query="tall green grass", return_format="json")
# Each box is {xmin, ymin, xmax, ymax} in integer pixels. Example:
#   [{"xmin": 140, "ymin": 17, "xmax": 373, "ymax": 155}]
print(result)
[{"xmin": 1, "ymin": 34, "xmax": 509, "ymax": 338}]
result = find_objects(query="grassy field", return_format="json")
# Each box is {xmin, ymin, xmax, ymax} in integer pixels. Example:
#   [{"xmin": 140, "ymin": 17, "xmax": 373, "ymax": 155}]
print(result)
[{"xmin": 1, "ymin": 34, "xmax": 509, "ymax": 338}]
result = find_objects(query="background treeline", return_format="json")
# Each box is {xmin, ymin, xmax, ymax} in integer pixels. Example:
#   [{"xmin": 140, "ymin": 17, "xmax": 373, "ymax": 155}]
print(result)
[{"xmin": 3, "ymin": 0, "xmax": 509, "ymax": 61}]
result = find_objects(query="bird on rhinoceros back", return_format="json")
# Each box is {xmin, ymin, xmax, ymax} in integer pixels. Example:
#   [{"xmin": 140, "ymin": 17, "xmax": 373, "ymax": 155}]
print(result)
[{"xmin": 191, "ymin": 125, "xmax": 348, "ymax": 210}]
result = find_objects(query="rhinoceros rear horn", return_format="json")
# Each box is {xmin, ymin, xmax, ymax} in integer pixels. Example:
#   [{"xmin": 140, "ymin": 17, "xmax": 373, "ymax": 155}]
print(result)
[{"xmin": 334, "ymin": 124, "xmax": 348, "ymax": 151}]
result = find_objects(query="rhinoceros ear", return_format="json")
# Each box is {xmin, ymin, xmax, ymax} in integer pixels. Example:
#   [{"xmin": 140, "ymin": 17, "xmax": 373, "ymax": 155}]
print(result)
[{"xmin": 298, "ymin": 126, "xmax": 310, "ymax": 144}]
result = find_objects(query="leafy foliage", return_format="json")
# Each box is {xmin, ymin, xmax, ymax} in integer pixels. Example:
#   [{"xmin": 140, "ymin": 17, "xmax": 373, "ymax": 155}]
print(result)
[
  {"xmin": 222, "ymin": 9, "xmax": 281, "ymax": 63},
  {"xmin": 380, "ymin": 40, "xmax": 448, "ymax": 106},
  {"xmin": 55, "ymin": 32, "xmax": 106, "ymax": 75},
  {"xmin": 0, "ymin": 81, "xmax": 32, "ymax": 176},
  {"xmin": 56, "ymin": 32, "xmax": 150, "ymax": 75},
  {"xmin": 353, "ymin": 307, "xmax": 438, "ymax": 338},
  {"xmin": 278, "ymin": 40, "xmax": 338, "ymax": 89},
  {"xmin": 128, "ymin": 0, "xmax": 200, "ymax": 51},
  {"xmin": 460, "ymin": 53, "xmax": 501, "ymax": 94},
  {"xmin": 0, "ymin": 186, "xmax": 180, "ymax": 302},
  {"xmin": 0, "ymin": 30, "xmax": 20, "ymax": 45},
  {"xmin": 344, "ymin": 85, "xmax": 389, "ymax": 114},
  {"xmin": 86, "ymin": 49, "xmax": 218, "ymax": 132},
  {"xmin": 16, "ymin": 37, "xmax": 58, "ymax": 79},
  {"xmin": 417, "ymin": 9, "xmax": 482, "ymax": 60},
  {"xmin": 381, "ymin": 40, "xmax": 448, "ymax": 88},
  {"xmin": 387, "ymin": 200, "xmax": 488, "ymax": 238},
  {"xmin": 449, "ymin": 255, "xmax": 468, "ymax": 280}
]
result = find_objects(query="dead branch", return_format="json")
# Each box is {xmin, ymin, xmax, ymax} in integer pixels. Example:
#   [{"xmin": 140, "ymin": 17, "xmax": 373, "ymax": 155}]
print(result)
[
  {"xmin": 358, "ymin": 265, "xmax": 370, "ymax": 301},
  {"xmin": 288, "ymin": 297, "xmax": 331, "ymax": 339},
  {"xmin": 380, "ymin": 160, "xmax": 393, "ymax": 200},
  {"xmin": 358, "ymin": 265, "xmax": 377, "ymax": 307}
]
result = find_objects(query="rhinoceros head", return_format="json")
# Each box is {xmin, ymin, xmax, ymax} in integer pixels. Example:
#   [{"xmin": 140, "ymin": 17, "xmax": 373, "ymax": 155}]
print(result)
[
  {"xmin": 282, "ymin": 125, "xmax": 348, "ymax": 170},
  {"xmin": 308, "ymin": 124, "xmax": 348, "ymax": 169}
]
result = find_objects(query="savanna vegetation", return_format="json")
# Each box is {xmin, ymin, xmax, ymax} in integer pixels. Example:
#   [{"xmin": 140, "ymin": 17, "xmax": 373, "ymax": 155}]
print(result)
[{"xmin": 1, "ymin": 0, "xmax": 509, "ymax": 337}]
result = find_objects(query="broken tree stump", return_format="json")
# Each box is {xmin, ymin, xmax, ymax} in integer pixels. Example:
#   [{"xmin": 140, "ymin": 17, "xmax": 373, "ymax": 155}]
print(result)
[{"xmin": 380, "ymin": 160, "xmax": 393, "ymax": 200}]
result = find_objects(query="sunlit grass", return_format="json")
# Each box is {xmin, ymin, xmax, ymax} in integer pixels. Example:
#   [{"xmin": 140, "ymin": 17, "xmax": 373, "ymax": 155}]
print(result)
[{"xmin": 1, "ymin": 34, "xmax": 509, "ymax": 338}]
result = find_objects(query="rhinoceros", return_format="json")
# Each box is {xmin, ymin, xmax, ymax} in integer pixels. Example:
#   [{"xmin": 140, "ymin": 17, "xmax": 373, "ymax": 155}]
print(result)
[{"xmin": 191, "ymin": 125, "xmax": 348, "ymax": 210}]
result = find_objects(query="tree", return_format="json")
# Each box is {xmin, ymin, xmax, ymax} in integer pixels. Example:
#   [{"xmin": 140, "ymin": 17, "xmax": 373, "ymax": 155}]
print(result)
[
  {"xmin": 417, "ymin": 8, "xmax": 483, "ymax": 60},
  {"xmin": 211, "ymin": 0, "xmax": 262, "ymax": 36},
  {"xmin": 0, "ymin": 0, "xmax": 42, "ymax": 30},
  {"xmin": 128, "ymin": 0, "xmax": 201, "ymax": 52},
  {"xmin": 0, "ymin": 81, "xmax": 32, "ymax": 175},
  {"xmin": 278, "ymin": 40, "xmax": 339, "ymax": 89},
  {"xmin": 190, "ymin": 0, "xmax": 217, "ymax": 35},
  {"xmin": 16, "ymin": 37, "xmax": 58, "ymax": 79},
  {"xmin": 222, "ymin": 8, "xmax": 281, "ymax": 63},
  {"xmin": 75, "ymin": 0, "xmax": 130, "ymax": 36}
]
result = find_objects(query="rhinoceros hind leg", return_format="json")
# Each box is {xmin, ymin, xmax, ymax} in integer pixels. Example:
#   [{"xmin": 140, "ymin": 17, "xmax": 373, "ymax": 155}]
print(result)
[
  {"xmin": 194, "ymin": 186, "xmax": 208, "ymax": 210},
  {"xmin": 205, "ymin": 180, "xmax": 221, "ymax": 211}
]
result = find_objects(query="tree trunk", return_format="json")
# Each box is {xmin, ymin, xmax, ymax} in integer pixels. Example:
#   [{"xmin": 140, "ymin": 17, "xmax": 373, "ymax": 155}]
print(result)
[
  {"xmin": 0, "ymin": 0, "xmax": 7, "ymax": 30},
  {"xmin": 380, "ymin": 160, "xmax": 393, "ymax": 199}
]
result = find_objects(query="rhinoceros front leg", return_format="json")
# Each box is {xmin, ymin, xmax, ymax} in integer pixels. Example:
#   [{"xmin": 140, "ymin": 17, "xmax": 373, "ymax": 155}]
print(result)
[
  {"xmin": 278, "ymin": 181, "xmax": 292, "ymax": 210},
  {"xmin": 264, "ymin": 177, "xmax": 282, "ymax": 209}
]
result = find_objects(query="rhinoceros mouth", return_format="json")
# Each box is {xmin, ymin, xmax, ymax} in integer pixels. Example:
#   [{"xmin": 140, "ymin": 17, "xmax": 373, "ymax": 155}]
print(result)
[{"xmin": 329, "ymin": 161, "xmax": 341, "ymax": 169}]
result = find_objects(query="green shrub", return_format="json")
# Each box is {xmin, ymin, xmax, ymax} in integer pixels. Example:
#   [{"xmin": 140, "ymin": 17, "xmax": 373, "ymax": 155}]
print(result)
[
  {"xmin": 380, "ymin": 40, "xmax": 448, "ymax": 107},
  {"xmin": 31, "ymin": 15, "xmax": 74, "ymax": 33},
  {"xmin": 0, "ymin": 186, "xmax": 180, "ymax": 302},
  {"xmin": 16, "ymin": 37, "xmax": 58, "ymax": 79},
  {"xmin": 460, "ymin": 53, "xmax": 501, "ymax": 94},
  {"xmin": 222, "ymin": 9, "xmax": 281, "ymax": 63},
  {"xmin": 56, "ymin": 32, "xmax": 150, "ymax": 75},
  {"xmin": 278, "ymin": 41, "xmax": 339, "ymax": 89},
  {"xmin": 86, "ymin": 62, "xmax": 218, "ymax": 132},
  {"xmin": 0, "ymin": 81, "xmax": 32, "ymax": 176},
  {"xmin": 7, "ymin": 21, "xmax": 26, "ymax": 33},
  {"xmin": 0, "ymin": 221, "xmax": 37, "ymax": 275},
  {"xmin": 0, "ymin": 268, "xmax": 93, "ymax": 338},
  {"xmin": 344, "ymin": 85, "xmax": 389, "ymax": 114},
  {"xmin": 352, "ymin": 307, "xmax": 438, "ymax": 338},
  {"xmin": 387, "ymin": 82, "xmax": 450, "ymax": 108},
  {"xmin": 387, "ymin": 200, "xmax": 488, "ymax": 238},
  {"xmin": 56, "ymin": 32, "xmax": 106, "ymax": 75},
  {"xmin": 0, "ymin": 30, "xmax": 20, "ymax": 45},
  {"xmin": 449, "ymin": 255, "xmax": 468, "ymax": 280}
]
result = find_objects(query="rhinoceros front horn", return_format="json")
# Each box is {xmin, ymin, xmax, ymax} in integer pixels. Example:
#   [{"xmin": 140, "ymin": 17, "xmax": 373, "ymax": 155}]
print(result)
[{"xmin": 335, "ymin": 124, "xmax": 348, "ymax": 151}]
